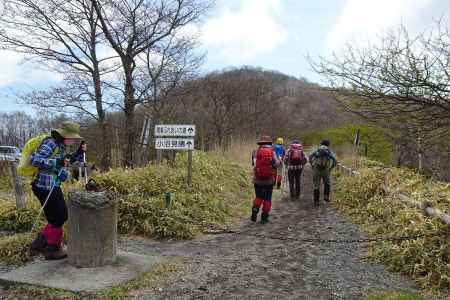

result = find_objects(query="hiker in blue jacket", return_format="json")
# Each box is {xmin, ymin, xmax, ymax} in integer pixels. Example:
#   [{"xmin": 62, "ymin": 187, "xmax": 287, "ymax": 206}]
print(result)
[{"xmin": 273, "ymin": 137, "xmax": 285, "ymax": 189}]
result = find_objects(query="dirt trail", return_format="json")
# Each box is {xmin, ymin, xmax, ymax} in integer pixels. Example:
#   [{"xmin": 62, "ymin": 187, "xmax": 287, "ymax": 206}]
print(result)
[{"xmin": 120, "ymin": 167, "xmax": 418, "ymax": 300}]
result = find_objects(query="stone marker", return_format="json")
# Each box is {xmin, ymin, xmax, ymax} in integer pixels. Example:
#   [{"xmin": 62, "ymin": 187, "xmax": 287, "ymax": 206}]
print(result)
[{"xmin": 68, "ymin": 190, "xmax": 118, "ymax": 268}]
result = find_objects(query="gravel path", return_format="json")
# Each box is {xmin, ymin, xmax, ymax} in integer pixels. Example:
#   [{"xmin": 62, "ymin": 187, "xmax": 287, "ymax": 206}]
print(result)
[{"xmin": 120, "ymin": 167, "xmax": 418, "ymax": 300}]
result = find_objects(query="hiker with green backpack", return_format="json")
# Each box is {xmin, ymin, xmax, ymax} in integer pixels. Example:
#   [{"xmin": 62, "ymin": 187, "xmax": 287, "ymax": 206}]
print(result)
[
  {"xmin": 18, "ymin": 122, "xmax": 83, "ymax": 260},
  {"xmin": 309, "ymin": 139, "xmax": 337, "ymax": 206}
]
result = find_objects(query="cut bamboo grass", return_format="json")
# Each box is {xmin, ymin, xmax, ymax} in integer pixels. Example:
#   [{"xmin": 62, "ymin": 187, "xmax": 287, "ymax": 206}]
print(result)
[{"xmin": 337, "ymin": 163, "xmax": 450, "ymax": 226}]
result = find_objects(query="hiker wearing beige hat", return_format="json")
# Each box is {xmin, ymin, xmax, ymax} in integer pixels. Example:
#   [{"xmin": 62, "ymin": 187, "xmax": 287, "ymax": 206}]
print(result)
[{"xmin": 22, "ymin": 121, "xmax": 83, "ymax": 260}]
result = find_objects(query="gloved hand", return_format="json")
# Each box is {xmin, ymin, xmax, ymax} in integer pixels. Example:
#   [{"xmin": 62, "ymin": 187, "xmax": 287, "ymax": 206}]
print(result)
[
  {"xmin": 54, "ymin": 157, "xmax": 66, "ymax": 169},
  {"xmin": 53, "ymin": 169, "xmax": 68, "ymax": 187},
  {"xmin": 48, "ymin": 159, "xmax": 60, "ymax": 173},
  {"xmin": 57, "ymin": 169, "xmax": 69, "ymax": 182}
]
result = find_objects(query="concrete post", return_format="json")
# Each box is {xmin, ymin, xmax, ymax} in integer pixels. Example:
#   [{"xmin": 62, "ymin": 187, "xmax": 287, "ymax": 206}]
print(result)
[
  {"xmin": 9, "ymin": 161, "xmax": 26, "ymax": 209},
  {"xmin": 68, "ymin": 191, "xmax": 118, "ymax": 268}
]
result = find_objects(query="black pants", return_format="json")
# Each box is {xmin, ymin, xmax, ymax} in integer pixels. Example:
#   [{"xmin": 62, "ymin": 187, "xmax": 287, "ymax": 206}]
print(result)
[
  {"xmin": 288, "ymin": 168, "xmax": 303, "ymax": 198},
  {"xmin": 32, "ymin": 183, "xmax": 68, "ymax": 227},
  {"xmin": 71, "ymin": 165, "xmax": 86, "ymax": 181},
  {"xmin": 254, "ymin": 183, "xmax": 274, "ymax": 201}
]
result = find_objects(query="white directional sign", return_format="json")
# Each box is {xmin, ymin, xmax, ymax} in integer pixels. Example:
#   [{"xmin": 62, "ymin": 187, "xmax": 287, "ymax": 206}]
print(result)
[
  {"xmin": 155, "ymin": 138, "xmax": 194, "ymax": 150},
  {"xmin": 155, "ymin": 125, "xmax": 196, "ymax": 137}
]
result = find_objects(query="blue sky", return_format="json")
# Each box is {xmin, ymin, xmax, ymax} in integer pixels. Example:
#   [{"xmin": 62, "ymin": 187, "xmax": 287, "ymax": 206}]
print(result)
[{"xmin": 2, "ymin": 0, "xmax": 449, "ymax": 113}]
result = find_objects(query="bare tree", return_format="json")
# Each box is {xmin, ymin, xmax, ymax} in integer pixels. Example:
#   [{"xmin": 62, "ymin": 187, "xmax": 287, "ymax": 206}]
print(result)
[
  {"xmin": 310, "ymin": 22, "xmax": 450, "ymax": 178},
  {"xmin": 0, "ymin": 0, "xmax": 117, "ymax": 170},
  {"xmin": 310, "ymin": 24, "xmax": 450, "ymax": 133},
  {"xmin": 138, "ymin": 33, "xmax": 204, "ymax": 120},
  {"xmin": 92, "ymin": 0, "xmax": 212, "ymax": 166}
]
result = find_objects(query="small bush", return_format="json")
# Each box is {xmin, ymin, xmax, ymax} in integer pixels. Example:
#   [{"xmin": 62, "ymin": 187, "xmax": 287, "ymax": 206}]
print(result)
[
  {"xmin": 0, "ymin": 200, "xmax": 39, "ymax": 232},
  {"xmin": 95, "ymin": 151, "xmax": 252, "ymax": 239},
  {"xmin": 0, "ymin": 233, "xmax": 33, "ymax": 264}
]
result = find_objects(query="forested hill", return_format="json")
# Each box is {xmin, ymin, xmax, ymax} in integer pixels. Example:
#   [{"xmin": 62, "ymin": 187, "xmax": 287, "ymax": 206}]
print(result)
[
  {"xmin": 0, "ymin": 66, "xmax": 349, "ymax": 163},
  {"xmin": 162, "ymin": 66, "xmax": 350, "ymax": 149}
]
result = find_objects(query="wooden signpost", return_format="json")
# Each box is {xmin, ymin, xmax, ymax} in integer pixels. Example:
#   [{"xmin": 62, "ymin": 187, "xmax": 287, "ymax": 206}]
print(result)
[{"xmin": 155, "ymin": 125, "xmax": 195, "ymax": 185}]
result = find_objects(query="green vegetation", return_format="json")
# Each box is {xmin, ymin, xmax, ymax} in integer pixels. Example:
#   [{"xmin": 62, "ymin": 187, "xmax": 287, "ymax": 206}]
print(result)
[
  {"xmin": 367, "ymin": 291, "xmax": 425, "ymax": 300},
  {"xmin": 95, "ymin": 151, "xmax": 252, "ymax": 239},
  {"xmin": 0, "ymin": 200, "xmax": 39, "ymax": 232},
  {"xmin": 334, "ymin": 159, "xmax": 450, "ymax": 291},
  {"xmin": 101, "ymin": 257, "xmax": 185, "ymax": 300},
  {"xmin": 301, "ymin": 124, "xmax": 394, "ymax": 164},
  {"xmin": 0, "ymin": 233, "xmax": 34, "ymax": 265},
  {"xmin": 0, "ymin": 151, "xmax": 252, "ymax": 264}
]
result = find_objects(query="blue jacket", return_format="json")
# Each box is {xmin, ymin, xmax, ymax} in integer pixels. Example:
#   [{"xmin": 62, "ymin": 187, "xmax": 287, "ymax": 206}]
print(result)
[
  {"xmin": 31, "ymin": 138, "xmax": 68, "ymax": 190},
  {"xmin": 273, "ymin": 144, "xmax": 285, "ymax": 160}
]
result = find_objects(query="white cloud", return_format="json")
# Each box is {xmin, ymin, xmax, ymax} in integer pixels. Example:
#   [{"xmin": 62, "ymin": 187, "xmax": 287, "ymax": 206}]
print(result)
[
  {"xmin": 0, "ymin": 51, "xmax": 62, "ymax": 87},
  {"xmin": 327, "ymin": 0, "xmax": 433, "ymax": 50},
  {"xmin": 201, "ymin": 0, "xmax": 287, "ymax": 61}
]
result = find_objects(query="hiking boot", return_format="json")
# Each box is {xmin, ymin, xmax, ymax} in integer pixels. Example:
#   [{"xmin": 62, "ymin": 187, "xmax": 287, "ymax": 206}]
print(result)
[
  {"xmin": 30, "ymin": 233, "xmax": 47, "ymax": 254},
  {"xmin": 251, "ymin": 207, "xmax": 259, "ymax": 222},
  {"xmin": 260, "ymin": 213, "xmax": 269, "ymax": 224},
  {"xmin": 44, "ymin": 245, "xmax": 67, "ymax": 260},
  {"xmin": 313, "ymin": 189, "xmax": 320, "ymax": 206},
  {"xmin": 324, "ymin": 184, "xmax": 330, "ymax": 202}
]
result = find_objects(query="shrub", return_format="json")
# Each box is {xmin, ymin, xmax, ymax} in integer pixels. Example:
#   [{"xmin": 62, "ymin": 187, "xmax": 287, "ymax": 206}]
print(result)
[{"xmin": 95, "ymin": 151, "xmax": 252, "ymax": 239}]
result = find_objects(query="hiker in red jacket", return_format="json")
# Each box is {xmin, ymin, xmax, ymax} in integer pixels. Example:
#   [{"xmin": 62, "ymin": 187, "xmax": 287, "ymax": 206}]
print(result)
[
  {"xmin": 251, "ymin": 135, "xmax": 281, "ymax": 224},
  {"xmin": 284, "ymin": 139, "xmax": 307, "ymax": 200}
]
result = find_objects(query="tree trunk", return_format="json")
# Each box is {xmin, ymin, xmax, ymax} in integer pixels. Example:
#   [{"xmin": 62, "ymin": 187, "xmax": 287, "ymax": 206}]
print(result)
[
  {"xmin": 93, "ymin": 69, "xmax": 111, "ymax": 171},
  {"xmin": 123, "ymin": 60, "xmax": 136, "ymax": 167},
  {"xmin": 99, "ymin": 120, "xmax": 111, "ymax": 171}
]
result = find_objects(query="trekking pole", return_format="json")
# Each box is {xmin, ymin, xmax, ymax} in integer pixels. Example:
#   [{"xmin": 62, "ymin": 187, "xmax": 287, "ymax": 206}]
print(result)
[
  {"xmin": 283, "ymin": 164, "xmax": 288, "ymax": 194},
  {"xmin": 83, "ymin": 152, "xmax": 88, "ymax": 185},
  {"xmin": 30, "ymin": 169, "xmax": 62, "ymax": 233},
  {"xmin": 299, "ymin": 168, "xmax": 304, "ymax": 199}
]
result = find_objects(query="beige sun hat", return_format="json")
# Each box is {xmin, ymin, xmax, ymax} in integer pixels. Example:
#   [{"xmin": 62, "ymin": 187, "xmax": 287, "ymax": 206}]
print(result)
[{"xmin": 54, "ymin": 122, "xmax": 83, "ymax": 139}]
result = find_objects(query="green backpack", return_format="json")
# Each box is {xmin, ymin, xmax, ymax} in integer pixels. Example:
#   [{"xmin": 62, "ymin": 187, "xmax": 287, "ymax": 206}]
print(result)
[
  {"xmin": 314, "ymin": 149, "xmax": 331, "ymax": 170},
  {"xmin": 17, "ymin": 134, "xmax": 59, "ymax": 177}
]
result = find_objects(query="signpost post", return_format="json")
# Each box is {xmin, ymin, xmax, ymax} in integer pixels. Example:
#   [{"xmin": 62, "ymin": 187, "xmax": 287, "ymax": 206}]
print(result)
[{"xmin": 155, "ymin": 125, "xmax": 196, "ymax": 185}]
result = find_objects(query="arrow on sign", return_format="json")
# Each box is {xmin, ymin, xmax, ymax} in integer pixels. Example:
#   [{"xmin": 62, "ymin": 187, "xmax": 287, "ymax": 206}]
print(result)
[
  {"xmin": 186, "ymin": 141, "xmax": 193, "ymax": 148},
  {"xmin": 188, "ymin": 127, "xmax": 194, "ymax": 134}
]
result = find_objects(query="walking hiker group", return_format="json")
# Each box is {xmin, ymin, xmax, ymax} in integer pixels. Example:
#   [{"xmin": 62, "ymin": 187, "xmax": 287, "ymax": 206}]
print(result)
[{"xmin": 250, "ymin": 136, "xmax": 337, "ymax": 223}]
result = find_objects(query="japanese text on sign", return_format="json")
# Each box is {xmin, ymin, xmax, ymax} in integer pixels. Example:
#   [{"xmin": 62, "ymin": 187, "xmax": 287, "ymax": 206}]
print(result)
[
  {"xmin": 155, "ymin": 138, "xmax": 194, "ymax": 150},
  {"xmin": 154, "ymin": 125, "xmax": 196, "ymax": 137}
]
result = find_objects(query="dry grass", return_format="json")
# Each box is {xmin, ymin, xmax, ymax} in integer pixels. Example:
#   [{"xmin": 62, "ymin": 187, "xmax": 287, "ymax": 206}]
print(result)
[{"xmin": 211, "ymin": 139, "xmax": 256, "ymax": 168}]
